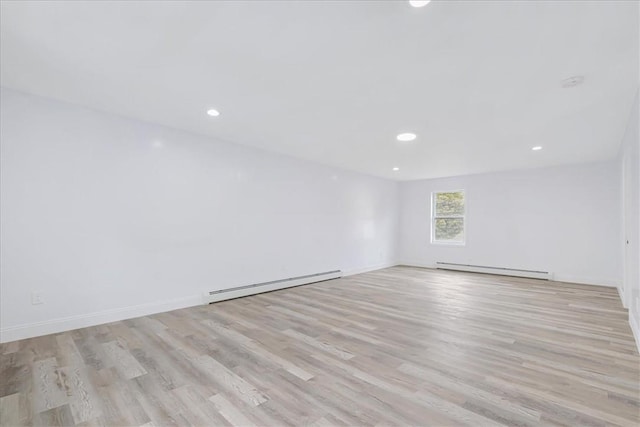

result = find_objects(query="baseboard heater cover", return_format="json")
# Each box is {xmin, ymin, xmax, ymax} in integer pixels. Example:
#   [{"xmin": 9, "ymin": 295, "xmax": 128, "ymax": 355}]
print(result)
[
  {"xmin": 436, "ymin": 262, "xmax": 552, "ymax": 280},
  {"xmin": 205, "ymin": 270, "xmax": 342, "ymax": 304}
]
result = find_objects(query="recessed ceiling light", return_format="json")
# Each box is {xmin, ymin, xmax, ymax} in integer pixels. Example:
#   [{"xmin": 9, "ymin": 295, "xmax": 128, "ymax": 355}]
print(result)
[
  {"xmin": 561, "ymin": 76, "xmax": 584, "ymax": 88},
  {"xmin": 532, "ymin": 146, "xmax": 543, "ymax": 151},
  {"xmin": 393, "ymin": 167, "xmax": 400, "ymax": 171},
  {"xmin": 409, "ymin": 0, "xmax": 431, "ymax": 7},
  {"xmin": 397, "ymin": 133, "xmax": 417, "ymax": 142},
  {"xmin": 206, "ymin": 109, "xmax": 220, "ymax": 117}
]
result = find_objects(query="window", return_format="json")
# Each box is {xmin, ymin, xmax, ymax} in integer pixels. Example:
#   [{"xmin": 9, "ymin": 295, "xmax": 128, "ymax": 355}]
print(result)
[{"xmin": 431, "ymin": 190, "xmax": 465, "ymax": 244}]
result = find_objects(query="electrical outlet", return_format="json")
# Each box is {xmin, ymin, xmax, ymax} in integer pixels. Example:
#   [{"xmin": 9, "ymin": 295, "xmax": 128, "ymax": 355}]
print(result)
[{"xmin": 31, "ymin": 291, "xmax": 44, "ymax": 305}]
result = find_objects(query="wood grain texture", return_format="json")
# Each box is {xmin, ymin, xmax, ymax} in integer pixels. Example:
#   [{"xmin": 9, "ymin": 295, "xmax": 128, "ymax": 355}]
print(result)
[{"xmin": 0, "ymin": 266, "xmax": 638, "ymax": 426}]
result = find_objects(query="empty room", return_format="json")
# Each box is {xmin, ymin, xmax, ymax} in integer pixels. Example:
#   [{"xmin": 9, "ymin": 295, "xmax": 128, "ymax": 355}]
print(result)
[{"xmin": 0, "ymin": 0, "xmax": 639, "ymax": 426}]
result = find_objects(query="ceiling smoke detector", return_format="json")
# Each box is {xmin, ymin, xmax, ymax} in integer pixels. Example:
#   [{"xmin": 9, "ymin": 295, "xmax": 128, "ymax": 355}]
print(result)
[{"xmin": 561, "ymin": 76, "xmax": 584, "ymax": 88}]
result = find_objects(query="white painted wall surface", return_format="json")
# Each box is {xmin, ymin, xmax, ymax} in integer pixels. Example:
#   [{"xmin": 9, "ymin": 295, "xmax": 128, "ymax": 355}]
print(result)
[
  {"xmin": 0, "ymin": 89, "xmax": 399, "ymax": 342},
  {"xmin": 399, "ymin": 162, "xmax": 622, "ymax": 287},
  {"xmin": 619, "ymin": 90, "xmax": 639, "ymax": 349}
]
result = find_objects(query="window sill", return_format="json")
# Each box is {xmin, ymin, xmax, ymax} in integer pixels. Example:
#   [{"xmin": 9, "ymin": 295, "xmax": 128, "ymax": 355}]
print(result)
[{"xmin": 430, "ymin": 241, "xmax": 466, "ymax": 246}]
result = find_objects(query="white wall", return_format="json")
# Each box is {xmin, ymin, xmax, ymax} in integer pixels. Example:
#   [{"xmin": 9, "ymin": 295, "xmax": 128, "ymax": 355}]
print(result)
[
  {"xmin": 399, "ymin": 162, "xmax": 622, "ymax": 287},
  {"xmin": 0, "ymin": 88, "xmax": 399, "ymax": 342},
  {"xmin": 619, "ymin": 90, "xmax": 639, "ymax": 348}
]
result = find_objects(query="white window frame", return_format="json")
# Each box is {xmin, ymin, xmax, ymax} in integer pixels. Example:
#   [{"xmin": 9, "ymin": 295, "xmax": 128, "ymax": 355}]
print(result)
[{"xmin": 431, "ymin": 190, "xmax": 466, "ymax": 246}]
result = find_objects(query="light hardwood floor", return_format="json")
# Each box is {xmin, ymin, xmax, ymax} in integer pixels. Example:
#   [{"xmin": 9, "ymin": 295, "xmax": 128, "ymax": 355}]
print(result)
[{"xmin": 1, "ymin": 266, "xmax": 639, "ymax": 426}]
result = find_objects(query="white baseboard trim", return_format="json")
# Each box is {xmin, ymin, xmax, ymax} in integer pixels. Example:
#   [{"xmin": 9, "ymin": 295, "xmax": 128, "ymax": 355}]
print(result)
[
  {"xmin": 553, "ymin": 275, "xmax": 619, "ymax": 288},
  {"xmin": 399, "ymin": 261, "xmax": 619, "ymax": 288},
  {"xmin": 618, "ymin": 285, "xmax": 628, "ymax": 308},
  {"xmin": 343, "ymin": 261, "xmax": 399, "ymax": 277},
  {"xmin": 398, "ymin": 260, "xmax": 436, "ymax": 270},
  {"xmin": 0, "ymin": 294, "xmax": 203, "ymax": 344},
  {"xmin": 630, "ymin": 310, "xmax": 640, "ymax": 355}
]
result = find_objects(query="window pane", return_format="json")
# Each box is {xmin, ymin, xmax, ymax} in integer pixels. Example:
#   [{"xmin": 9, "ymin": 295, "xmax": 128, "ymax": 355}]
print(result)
[
  {"xmin": 435, "ymin": 192, "xmax": 464, "ymax": 216},
  {"xmin": 434, "ymin": 218, "xmax": 464, "ymax": 242}
]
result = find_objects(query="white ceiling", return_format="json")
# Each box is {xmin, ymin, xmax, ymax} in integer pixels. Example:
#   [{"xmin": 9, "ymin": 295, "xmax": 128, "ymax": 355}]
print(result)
[{"xmin": 1, "ymin": 0, "xmax": 638, "ymax": 180}]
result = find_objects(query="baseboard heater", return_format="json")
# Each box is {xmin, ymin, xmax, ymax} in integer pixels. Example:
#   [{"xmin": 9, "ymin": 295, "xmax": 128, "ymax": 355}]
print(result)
[
  {"xmin": 436, "ymin": 262, "xmax": 552, "ymax": 280},
  {"xmin": 204, "ymin": 270, "xmax": 342, "ymax": 304}
]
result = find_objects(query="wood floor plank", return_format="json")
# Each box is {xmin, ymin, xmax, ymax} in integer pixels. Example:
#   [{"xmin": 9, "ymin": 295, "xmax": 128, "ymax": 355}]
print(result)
[
  {"xmin": 0, "ymin": 266, "xmax": 638, "ymax": 426},
  {"xmin": 195, "ymin": 354, "xmax": 268, "ymax": 407},
  {"xmin": 282, "ymin": 328, "xmax": 355, "ymax": 360},
  {"xmin": 58, "ymin": 366, "xmax": 101, "ymax": 424},
  {"xmin": 209, "ymin": 394, "xmax": 256, "ymax": 426},
  {"xmin": 33, "ymin": 404, "xmax": 74, "ymax": 427},
  {"xmin": 0, "ymin": 392, "xmax": 25, "ymax": 426},
  {"xmin": 32, "ymin": 358, "xmax": 68, "ymax": 413},
  {"xmin": 101, "ymin": 341, "xmax": 147, "ymax": 380},
  {"xmin": 201, "ymin": 319, "xmax": 314, "ymax": 381},
  {"xmin": 171, "ymin": 384, "xmax": 232, "ymax": 426}
]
